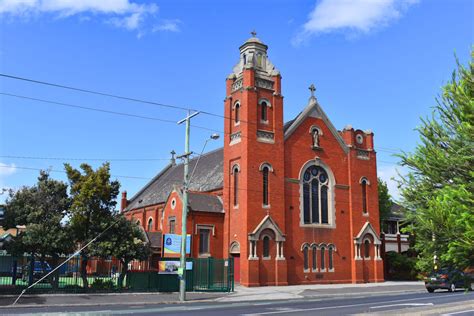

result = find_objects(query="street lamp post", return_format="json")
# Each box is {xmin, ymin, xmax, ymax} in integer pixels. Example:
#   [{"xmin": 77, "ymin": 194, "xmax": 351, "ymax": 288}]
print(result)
[
  {"xmin": 176, "ymin": 110, "xmax": 219, "ymax": 302},
  {"xmin": 177, "ymin": 111, "xmax": 199, "ymax": 302}
]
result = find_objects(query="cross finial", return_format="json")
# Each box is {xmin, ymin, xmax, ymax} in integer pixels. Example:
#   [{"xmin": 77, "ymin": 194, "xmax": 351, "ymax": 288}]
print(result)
[
  {"xmin": 251, "ymin": 30, "xmax": 257, "ymax": 37},
  {"xmin": 309, "ymin": 84, "xmax": 316, "ymax": 97}
]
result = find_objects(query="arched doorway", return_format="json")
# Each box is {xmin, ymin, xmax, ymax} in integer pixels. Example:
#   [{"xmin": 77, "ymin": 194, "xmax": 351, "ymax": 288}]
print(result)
[{"xmin": 229, "ymin": 241, "xmax": 241, "ymax": 283}]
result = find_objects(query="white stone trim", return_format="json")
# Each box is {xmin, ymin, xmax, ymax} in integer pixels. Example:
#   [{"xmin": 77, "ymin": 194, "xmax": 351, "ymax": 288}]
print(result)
[{"xmin": 298, "ymin": 159, "xmax": 337, "ymax": 229}]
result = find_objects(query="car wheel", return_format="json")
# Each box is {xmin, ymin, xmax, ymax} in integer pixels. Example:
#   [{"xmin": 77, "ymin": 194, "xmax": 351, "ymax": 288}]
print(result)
[
  {"xmin": 427, "ymin": 288, "xmax": 434, "ymax": 293},
  {"xmin": 448, "ymin": 283, "xmax": 456, "ymax": 292}
]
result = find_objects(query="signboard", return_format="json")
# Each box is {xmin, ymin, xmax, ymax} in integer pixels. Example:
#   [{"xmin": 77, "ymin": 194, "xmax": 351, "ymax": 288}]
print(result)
[
  {"xmin": 158, "ymin": 261, "xmax": 193, "ymax": 274},
  {"xmin": 163, "ymin": 234, "xmax": 191, "ymax": 255}
]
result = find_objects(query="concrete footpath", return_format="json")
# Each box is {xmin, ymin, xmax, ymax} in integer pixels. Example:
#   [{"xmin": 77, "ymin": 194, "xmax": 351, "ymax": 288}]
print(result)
[{"xmin": 0, "ymin": 281, "xmax": 426, "ymax": 309}]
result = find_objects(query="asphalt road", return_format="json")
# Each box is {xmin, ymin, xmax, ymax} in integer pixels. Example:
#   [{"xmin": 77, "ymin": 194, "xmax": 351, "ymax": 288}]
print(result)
[{"xmin": 1, "ymin": 290, "xmax": 473, "ymax": 315}]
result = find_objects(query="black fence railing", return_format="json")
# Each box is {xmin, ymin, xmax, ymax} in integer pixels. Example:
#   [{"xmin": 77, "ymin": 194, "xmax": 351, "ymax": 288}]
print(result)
[{"xmin": 0, "ymin": 254, "xmax": 233, "ymax": 294}]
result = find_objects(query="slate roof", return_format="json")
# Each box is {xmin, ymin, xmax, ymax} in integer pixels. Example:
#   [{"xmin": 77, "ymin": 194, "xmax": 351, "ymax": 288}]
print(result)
[
  {"xmin": 125, "ymin": 148, "xmax": 223, "ymax": 211},
  {"xmin": 188, "ymin": 192, "xmax": 223, "ymax": 213},
  {"xmin": 146, "ymin": 231, "xmax": 162, "ymax": 249},
  {"xmin": 388, "ymin": 203, "xmax": 405, "ymax": 220}
]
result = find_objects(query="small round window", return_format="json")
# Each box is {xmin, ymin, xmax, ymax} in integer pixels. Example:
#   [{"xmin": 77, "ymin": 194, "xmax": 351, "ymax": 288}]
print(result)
[
  {"xmin": 356, "ymin": 134, "xmax": 364, "ymax": 144},
  {"xmin": 171, "ymin": 198, "xmax": 176, "ymax": 209}
]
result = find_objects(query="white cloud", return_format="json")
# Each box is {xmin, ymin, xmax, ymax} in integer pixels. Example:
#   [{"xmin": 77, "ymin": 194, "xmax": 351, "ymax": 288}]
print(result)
[
  {"xmin": 0, "ymin": 162, "xmax": 17, "ymax": 177},
  {"xmin": 294, "ymin": 0, "xmax": 418, "ymax": 43},
  {"xmin": 153, "ymin": 19, "xmax": 181, "ymax": 32},
  {"xmin": 0, "ymin": 0, "xmax": 161, "ymax": 34},
  {"xmin": 378, "ymin": 163, "xmax": 406, "ymax": 201}
]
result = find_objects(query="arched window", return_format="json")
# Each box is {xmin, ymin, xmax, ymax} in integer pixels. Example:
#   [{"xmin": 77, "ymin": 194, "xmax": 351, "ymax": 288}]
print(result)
[
  {"xmin": 303, "ymin": 246, "xmax": 309, "ymax": 271},
  {"xmin": 364, "ymin": 239, "xmax": 371, "ymax": 258},
  {"xmin": 261, "ymin": 101, "xmax": 268, "ymax": 122},
  {"xmin": 320, "ymin": 247, "xmax": 326, "ymax": 270},
  {"xmin": 301, "ymin": 165, "xmax": 331, "ymax": 225},
  {"xmin": 234, "ymin": 102, "xmax": 240, "ymax": 124},
  {"xmin": 232, "ymin": 165, "xmax": 240, "ymax": 207},
  {"xmin": 147, "ymin": 218, "xmax": 153, "ymax": 231},
  {"xmin": 312, "ymin": 246, "xmax": 318, "ymax": 271},
  {"xmin": 262, "ymin": 166, "xmax": 269, "ymax": 206},
  {"xmin": 328, "ymin": 246, "xmax": 334, "ymax": 270},
  {"xmin": 361, "ymin": 178, "xmax": 368, "ymax": 214},
  {"xmin": 263, "ymin": 236, "xmax": 270, "ymax": 258}
]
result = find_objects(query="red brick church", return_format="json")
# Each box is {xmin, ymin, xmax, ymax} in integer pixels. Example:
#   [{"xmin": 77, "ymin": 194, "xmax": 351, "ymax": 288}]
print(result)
[{"xmin": 122, "ymin": 34, "xmax": 384, "ymax": 286}]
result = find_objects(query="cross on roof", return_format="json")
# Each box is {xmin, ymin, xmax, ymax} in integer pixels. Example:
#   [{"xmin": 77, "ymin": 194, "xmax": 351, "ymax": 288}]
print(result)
[
  {"xmin": 251, "ymin": 30, "xmax": 257, "ymax": 37},
  {"xmin": 309, "ymin": 84, "xmax": 316, "ymax": 97}
]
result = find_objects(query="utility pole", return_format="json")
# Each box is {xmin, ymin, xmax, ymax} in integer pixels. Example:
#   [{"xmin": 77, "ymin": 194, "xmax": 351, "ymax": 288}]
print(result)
[{"xmin": 177, "ymin": 110, "xmax": 199, "ymax": 302}]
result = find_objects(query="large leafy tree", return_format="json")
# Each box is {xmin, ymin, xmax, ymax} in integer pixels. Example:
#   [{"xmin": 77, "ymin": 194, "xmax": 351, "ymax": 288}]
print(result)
[
  {"xmin": 398, "ymin": 55, "xmax": 474, "ymax": 272},
  {"xmin": 65, "ymin": 162, "xmax": 120, "ymax": 289},
  {"xmin": 378, "ymin": 177, "xmax": 393, "ymax": 229},
  {"xmin": 93, "ymin": 214, "xmax": 150, "ymax": 288},
  {"xmin": 3, "ymin": 171, "xmax": 74, "ymax": 288}
]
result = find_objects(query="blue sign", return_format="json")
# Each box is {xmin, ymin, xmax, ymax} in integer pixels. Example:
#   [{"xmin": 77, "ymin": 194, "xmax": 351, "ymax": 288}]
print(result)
[{"xmin": 163, "ymin": 234, "xmax": 191, "ymax": 254}]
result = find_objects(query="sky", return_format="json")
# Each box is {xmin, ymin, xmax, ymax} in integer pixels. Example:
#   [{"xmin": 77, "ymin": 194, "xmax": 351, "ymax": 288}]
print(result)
[{"xmin": 0, "ymin": 0, "xmax": 472, "ymax": 204}]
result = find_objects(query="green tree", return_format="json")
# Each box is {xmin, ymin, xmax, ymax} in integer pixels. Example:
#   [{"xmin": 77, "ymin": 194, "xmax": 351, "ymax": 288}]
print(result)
[
  {"xmin": 3, "ymin": 171, "xmax": 74, "ymax": 288},
  {"xmin": 93, "ymin": 214, "xmax": 150, "ymax": 288},
  {"xmin": 398, "ymin": 55, "xmax": 474, "ymax": 272},
  {"xmin": 378, "ymin": 177, "xmax": 393, "ymax": 229},
  {"xmin": 65, "ymin": 162, "xmax": 120, "ymax": 289}
]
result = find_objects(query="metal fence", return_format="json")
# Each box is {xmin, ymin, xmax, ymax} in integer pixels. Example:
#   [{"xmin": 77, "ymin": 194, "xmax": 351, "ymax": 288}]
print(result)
[{"xmin": 0, "ymin": 254, "xmax": 233, "ymax": 294}]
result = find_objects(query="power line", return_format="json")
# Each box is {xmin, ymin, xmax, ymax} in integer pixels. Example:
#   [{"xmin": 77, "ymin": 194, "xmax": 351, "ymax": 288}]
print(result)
[
  {"xmin": 0, "ymin": 92, "xmax": 222, "ymax": 134},
  {"xmin": 0, "ymin": 74, "xmax": 410, "ymax": 152},
  {"xmin": 0, "ymin": 155, "xmax": 172, "ymax": 162},
  {"xmin": 0, "ymin": 165, "xmax": 152, "ymax": 180},
  {"xmin": 0, "ymin": 73, "xmax": 194, "ymax": 113}
]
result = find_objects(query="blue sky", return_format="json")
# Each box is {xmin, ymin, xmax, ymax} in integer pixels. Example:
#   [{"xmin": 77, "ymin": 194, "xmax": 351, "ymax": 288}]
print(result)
[{"xmin": 0, "ymin": 0, "xmax": 472, "ymax": 204}]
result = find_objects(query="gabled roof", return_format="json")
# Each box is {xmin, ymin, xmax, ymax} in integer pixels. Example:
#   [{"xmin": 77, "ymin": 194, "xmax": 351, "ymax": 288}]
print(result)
[
  {"xmin": 284, "ymin": 97, "xmax": 349, "ymax": 154},
  {"xmin": 188, "ymin": 192, "xmax": 223, "ymax": 213},
  {"xmin": 125, "ymin": 148, "xmax": 223, "ymax": 211},
  {"xmin": 249, "ymin": 215, "xmax": 286, "ymax": 242},
  {"xmin": 145, "ymin": 231, "xmax": 162, "ymax": 249},
  {"xmin": 354, "ymin": 222, "xmax": 381, "ymax": 245}
]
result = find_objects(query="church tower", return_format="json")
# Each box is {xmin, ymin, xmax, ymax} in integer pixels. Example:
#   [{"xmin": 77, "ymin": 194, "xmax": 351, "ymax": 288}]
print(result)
[{"xmin": 223, "ymin": 33, "xmax": 288, "ymax": 286}]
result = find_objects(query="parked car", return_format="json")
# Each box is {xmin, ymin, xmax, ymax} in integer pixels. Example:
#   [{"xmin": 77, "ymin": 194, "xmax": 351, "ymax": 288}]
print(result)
[
  {"xmin": 22, "ymin": 261, "xmax": 52, "ymax": 282},
  {"xmin": 425, "ymin": 268, "xmax": 472, "ymax": 293}
]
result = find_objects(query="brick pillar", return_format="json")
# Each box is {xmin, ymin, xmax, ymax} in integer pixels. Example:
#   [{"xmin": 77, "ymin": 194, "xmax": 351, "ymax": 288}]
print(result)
[{"xmin": 275, "ymin": 259, "xmax": 288, "ymax": 286}]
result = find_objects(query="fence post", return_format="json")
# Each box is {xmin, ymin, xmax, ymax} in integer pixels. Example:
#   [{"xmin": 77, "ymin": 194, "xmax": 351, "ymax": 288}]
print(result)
[
  {"xmin": 28, "ymin": 254, "xmax": 34, "ymax": 286},
  {"xmin": 12, "ymin": 257, "xmax": 17, "ymax": 285}
]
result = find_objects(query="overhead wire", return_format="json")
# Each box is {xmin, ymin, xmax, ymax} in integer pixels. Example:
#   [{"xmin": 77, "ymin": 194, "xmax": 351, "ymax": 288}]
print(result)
[{"xmin": 0, "ymin": 165, "xmax": 152, "ymax": 180}]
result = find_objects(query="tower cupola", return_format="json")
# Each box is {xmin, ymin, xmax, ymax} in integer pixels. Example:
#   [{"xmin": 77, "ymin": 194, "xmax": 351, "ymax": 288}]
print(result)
[{"xmin": 229, "ymin": 31, "xmax": 280, "ymax": 80}]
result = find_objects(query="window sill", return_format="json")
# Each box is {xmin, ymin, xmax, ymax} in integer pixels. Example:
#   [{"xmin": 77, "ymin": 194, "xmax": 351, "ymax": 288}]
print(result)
[
  {"xmin": 303, "ymin": 269, "xmax": 310, "ymax": 273},
  {"xmin": 262, "ymin": 256, "xmax": 271, "ymax": 261},
  {"xmin": 260, "ymin": 120, "xmax": 269, "ymax": 125},
  {"xmin": 262, "ymin": 204, "xmax": 270, "ymax": 209},
  {"xmin": 248, "ymin": 256, "xmax": 259, "ymax": 261},
  {"xmin": 328, "ymin": 268, "xmax": 335, "ymax": 273},
  {"xmin": 300, "ymin": 223, "xmax": 336, "ymax": 229},
  {"xmin": 312, "ymin": 269, "xmax": 319, "ymax": 273},
  {"xmin": 320, "ymin": 269, "xmax": 327, "ymax": 272},
  {"xmin": 198, "ymin": 253, "xmax": 211, "ymax": 258},
  {"xmin": 362, "ymin": 212, "xmax": 369, "ymax": 217}
]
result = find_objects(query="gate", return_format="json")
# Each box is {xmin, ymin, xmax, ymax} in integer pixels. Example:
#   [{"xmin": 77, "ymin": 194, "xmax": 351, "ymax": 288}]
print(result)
[
  {"xmin": 192, "ymin": 257, "xmax": 233, "ymax": 292},
  {"xmin": 156, "ymin": 257, "xmax": 234, "ymax": 292}
]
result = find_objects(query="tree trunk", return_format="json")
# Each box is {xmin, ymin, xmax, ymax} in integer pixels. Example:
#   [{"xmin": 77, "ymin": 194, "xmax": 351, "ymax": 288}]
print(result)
[
  {"xmin": 81, "ymin": 253, "xmax": 89, "ymax": 290},
  {"xmin": 50, "ymin": 255, "xmax": 60, "ymax": 290},
  {"xmin": 118, "ymin": 260, "xmax": 128, "ymax": 289}
]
